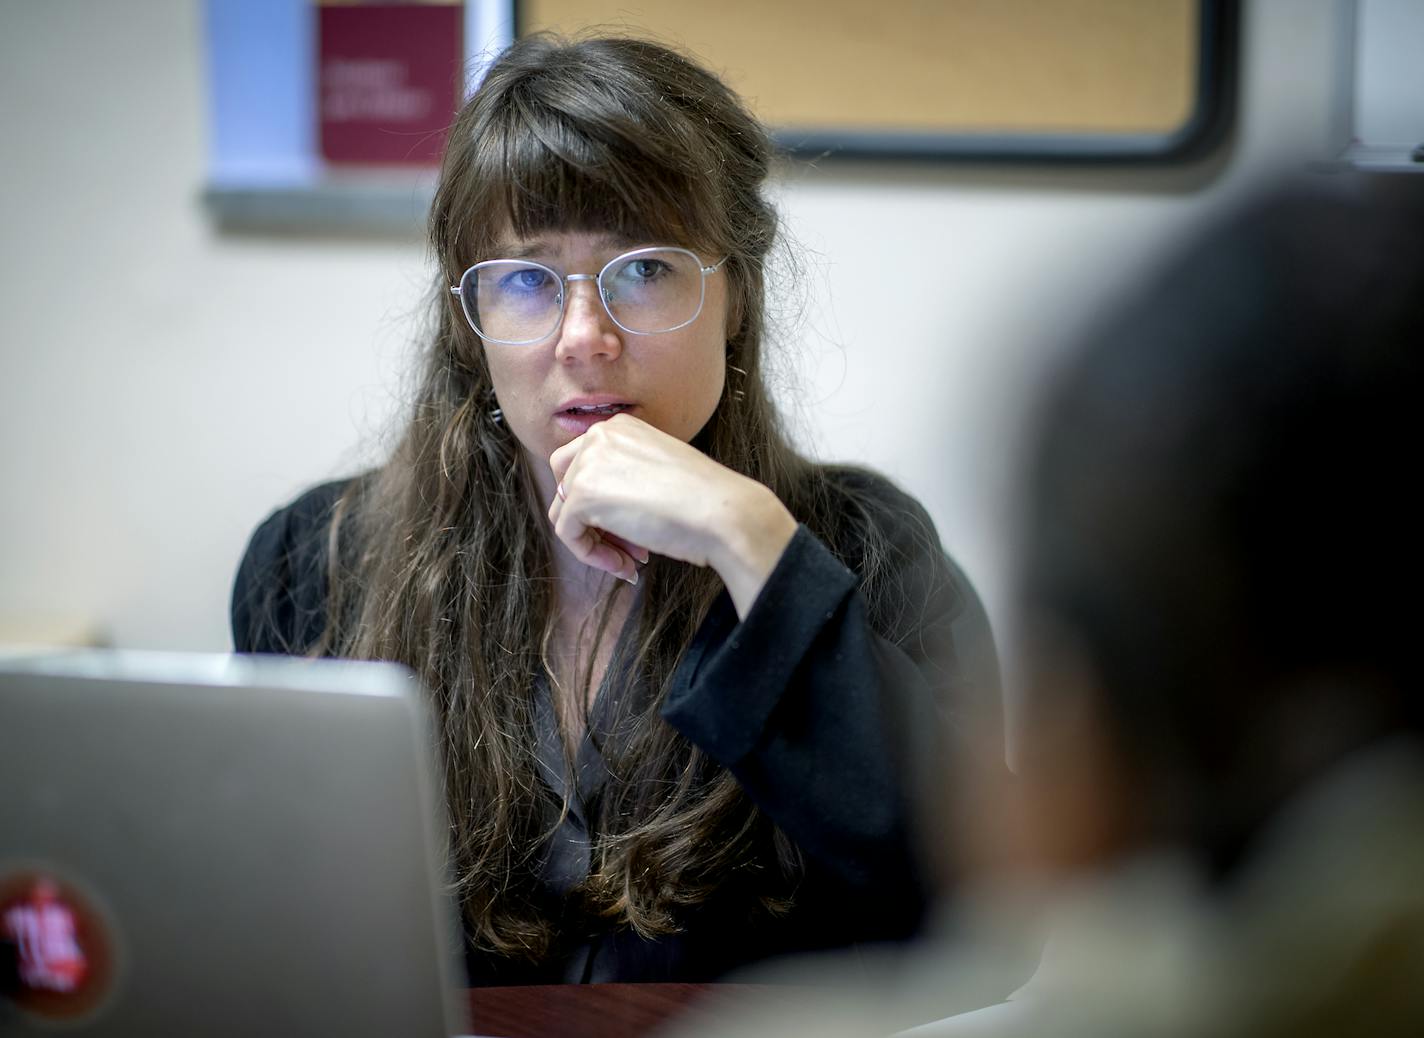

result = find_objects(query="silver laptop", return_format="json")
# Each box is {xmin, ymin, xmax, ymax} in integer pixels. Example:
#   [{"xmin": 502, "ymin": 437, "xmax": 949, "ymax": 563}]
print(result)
[{"xmin": 0, "ymin": 651, "xmax": 470, "ymax": 1037}]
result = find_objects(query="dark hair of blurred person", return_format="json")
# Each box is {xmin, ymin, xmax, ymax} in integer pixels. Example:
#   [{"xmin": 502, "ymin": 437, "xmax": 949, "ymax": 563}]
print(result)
[
  {"xmin": 1004, "ymin": 177, "xmax": 1424, "ymax": 1033},
  {"xmin": 1015, "ymin": 178, "xmax": 1422, "ymax": 870}
]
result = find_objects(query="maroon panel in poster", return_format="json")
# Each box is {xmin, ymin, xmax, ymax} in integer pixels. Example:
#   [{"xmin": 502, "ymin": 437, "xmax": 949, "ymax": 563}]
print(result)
[{"xmin": 318, "ymin": 3, "xmax": 464, "ymax": 166}]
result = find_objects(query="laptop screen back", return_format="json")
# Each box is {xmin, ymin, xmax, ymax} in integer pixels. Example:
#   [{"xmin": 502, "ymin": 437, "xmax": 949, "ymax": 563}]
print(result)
[{"xmin": 0, "ymin": 651, "xmax": 469, "ymax": 1037}]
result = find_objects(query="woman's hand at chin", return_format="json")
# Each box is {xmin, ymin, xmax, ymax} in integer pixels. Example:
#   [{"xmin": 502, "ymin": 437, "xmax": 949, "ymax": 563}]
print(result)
[{"xmin": 547, "ymin": 413, "xmax": 798, "ymax": 618}]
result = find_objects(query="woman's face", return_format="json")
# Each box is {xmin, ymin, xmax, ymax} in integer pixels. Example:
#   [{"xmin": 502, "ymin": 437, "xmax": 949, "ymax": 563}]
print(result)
[{"xmin": 475, "ymin": 230, "xmax": 730, "ymax": 498}]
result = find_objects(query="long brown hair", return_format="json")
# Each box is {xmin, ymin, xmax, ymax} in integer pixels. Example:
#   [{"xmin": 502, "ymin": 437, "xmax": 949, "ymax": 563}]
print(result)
[{"xmin": 321, "ymin": 34, "xmax": 908, "ymax": 962}]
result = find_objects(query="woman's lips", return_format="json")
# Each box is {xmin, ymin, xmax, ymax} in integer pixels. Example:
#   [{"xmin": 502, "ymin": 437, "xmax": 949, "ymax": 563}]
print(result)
[{"xmin": 553, "ymin": 401, "xmax": 634, "ymax": 435}]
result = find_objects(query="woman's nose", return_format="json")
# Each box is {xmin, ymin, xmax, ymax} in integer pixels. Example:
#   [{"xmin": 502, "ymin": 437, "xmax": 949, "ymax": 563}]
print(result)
[{"xmin": 554, "ymin": 280, "xmax": 622, "ymax": 362}]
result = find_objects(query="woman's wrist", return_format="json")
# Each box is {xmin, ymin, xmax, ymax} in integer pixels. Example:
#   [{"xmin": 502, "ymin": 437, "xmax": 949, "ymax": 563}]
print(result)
[{"xmin": 706, "ymin": 481, "xmax": 798, "ymax": 619}]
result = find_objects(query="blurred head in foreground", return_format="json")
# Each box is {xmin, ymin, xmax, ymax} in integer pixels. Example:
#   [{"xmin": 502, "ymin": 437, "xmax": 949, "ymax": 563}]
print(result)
[
  {"xmin": 1013, "ymin": 178, "xmax": 1422, "ymax": 872},
  {"xmin": 1003, "ymin": 178, "xmax": 1424, "ymax": 1029}
]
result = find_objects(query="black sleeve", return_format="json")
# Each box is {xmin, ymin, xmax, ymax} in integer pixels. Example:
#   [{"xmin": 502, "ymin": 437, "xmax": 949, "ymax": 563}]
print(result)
[
  {"xmin": 230, "ymin": 480, "xmax": 348, "ymax": 655},
  {"xmin": 660, "ymin": 484, "xmax": 1000, "ymax": 936}
]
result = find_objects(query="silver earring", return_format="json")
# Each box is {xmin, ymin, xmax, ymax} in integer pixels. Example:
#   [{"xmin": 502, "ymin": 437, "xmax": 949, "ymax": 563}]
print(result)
[{"xmin": 728, "ymin": 363, "xmax": 747, "ymax": 402}]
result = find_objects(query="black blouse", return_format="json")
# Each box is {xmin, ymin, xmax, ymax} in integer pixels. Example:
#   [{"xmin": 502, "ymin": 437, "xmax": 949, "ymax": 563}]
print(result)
[{"xmin": 231, "ymin": 469, "xmax": 1001, "ymax": 985}]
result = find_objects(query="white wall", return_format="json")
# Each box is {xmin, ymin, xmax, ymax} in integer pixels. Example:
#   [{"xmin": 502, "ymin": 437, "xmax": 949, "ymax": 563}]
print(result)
[{"xmin": 0, "ymin": 1, "xmax": 1349, "ymax": 674}]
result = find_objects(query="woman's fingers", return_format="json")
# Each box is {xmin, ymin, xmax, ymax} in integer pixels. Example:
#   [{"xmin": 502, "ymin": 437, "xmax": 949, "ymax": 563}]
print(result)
[
  {"xmin": 548, "ymin": 433, "xmax": 650, "ymax": 571},
  {"xmin": 566, "ymin": 524, "xmax": 641, "ymax": 585},
  {"xmin": 598, "ymin": 529, "xmax": 650, "ymax": 565},
  {"xmin": 545, "ymin": 413, "xmax": 794, "ymax": 613},
  {"xmin": 548, "ymin": 433, "xmax": 586, "ymax": 488},
  {"xmin": 548, "ymin": 416, "xmax": 699, "ymax": 562},
  {"xmin": 548, "ymin": 485, "xmax": 641, "ymax": 583}
]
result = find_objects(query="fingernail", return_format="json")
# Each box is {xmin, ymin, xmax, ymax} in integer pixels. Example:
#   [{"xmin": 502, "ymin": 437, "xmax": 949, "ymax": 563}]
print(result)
[{"xmin": 623, "ymin": 570, "xmax": 639, "ymax": 586}]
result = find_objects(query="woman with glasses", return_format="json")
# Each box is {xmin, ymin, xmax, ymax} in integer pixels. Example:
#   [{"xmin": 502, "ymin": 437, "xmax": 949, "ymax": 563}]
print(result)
[{"xmin": 232, "ymin": 33, "xmax": 1000, "ymax": 985}]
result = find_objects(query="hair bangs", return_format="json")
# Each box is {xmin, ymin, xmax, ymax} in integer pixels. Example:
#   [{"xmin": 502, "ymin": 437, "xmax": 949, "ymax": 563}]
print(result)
[{"xmin": 475, "ymin": 99, "xmax": 721, "ymax": 258}]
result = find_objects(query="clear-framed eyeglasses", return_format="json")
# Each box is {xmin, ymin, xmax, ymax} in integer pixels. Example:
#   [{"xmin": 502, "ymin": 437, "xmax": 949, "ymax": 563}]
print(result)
[{"xmin": 449, "ymin": 246, "xmax": 728, "ymax": 346}]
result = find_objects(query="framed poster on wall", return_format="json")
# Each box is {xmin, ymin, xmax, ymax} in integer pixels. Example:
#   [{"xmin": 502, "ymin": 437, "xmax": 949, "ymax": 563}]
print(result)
[{"xmin": 316, "ymin": 1, "xmax": 465, "ymax": 166}]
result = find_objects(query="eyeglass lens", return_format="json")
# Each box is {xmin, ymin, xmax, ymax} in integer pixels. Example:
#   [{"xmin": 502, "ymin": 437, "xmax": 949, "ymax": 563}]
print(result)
[{"xmin": 461, "ymin": 248, "xmax": 706, "ymax": 343}]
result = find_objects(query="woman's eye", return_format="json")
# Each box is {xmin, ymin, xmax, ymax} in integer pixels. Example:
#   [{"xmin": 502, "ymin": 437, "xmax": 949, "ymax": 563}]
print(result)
[
  {"xmin": 504, "ymin": 267, "xmax": 550, "ymax": 292},
  {"xmin": 629, "ymin": 259, "xmax": 666, "ymax": 280}
]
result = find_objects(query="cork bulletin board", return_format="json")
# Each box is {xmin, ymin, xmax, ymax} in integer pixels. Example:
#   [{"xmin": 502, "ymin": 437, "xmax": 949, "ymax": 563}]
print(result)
[{"xmin": 516, "ymin": 0, "xmax": 1237, "ymax": 161}]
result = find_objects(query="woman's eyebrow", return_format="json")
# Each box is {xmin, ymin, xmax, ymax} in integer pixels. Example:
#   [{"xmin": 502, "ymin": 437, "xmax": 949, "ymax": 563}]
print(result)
[
  {"xmin": 593, "ymin": 232, "xmax": 643, "ymax": 250},
  {"xmin": 494, "ymin": 240, "xmax": 549, "ymax": 260},
  {"xmin": 493, "ymin": 233, "xmax": 645, "ymax": 261}
]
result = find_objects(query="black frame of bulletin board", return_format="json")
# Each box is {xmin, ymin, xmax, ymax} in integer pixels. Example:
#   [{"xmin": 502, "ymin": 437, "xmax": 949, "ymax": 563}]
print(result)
[{"xmin": 513, "ymin": 0, "xmax": 1239, "ymax": 164}]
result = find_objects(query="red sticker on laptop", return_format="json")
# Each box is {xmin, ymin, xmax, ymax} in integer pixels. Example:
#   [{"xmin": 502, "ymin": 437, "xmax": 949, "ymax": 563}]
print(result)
[{"xmin": 1, "ymin": 870, "xmax": 119, "ymax": 1022}]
